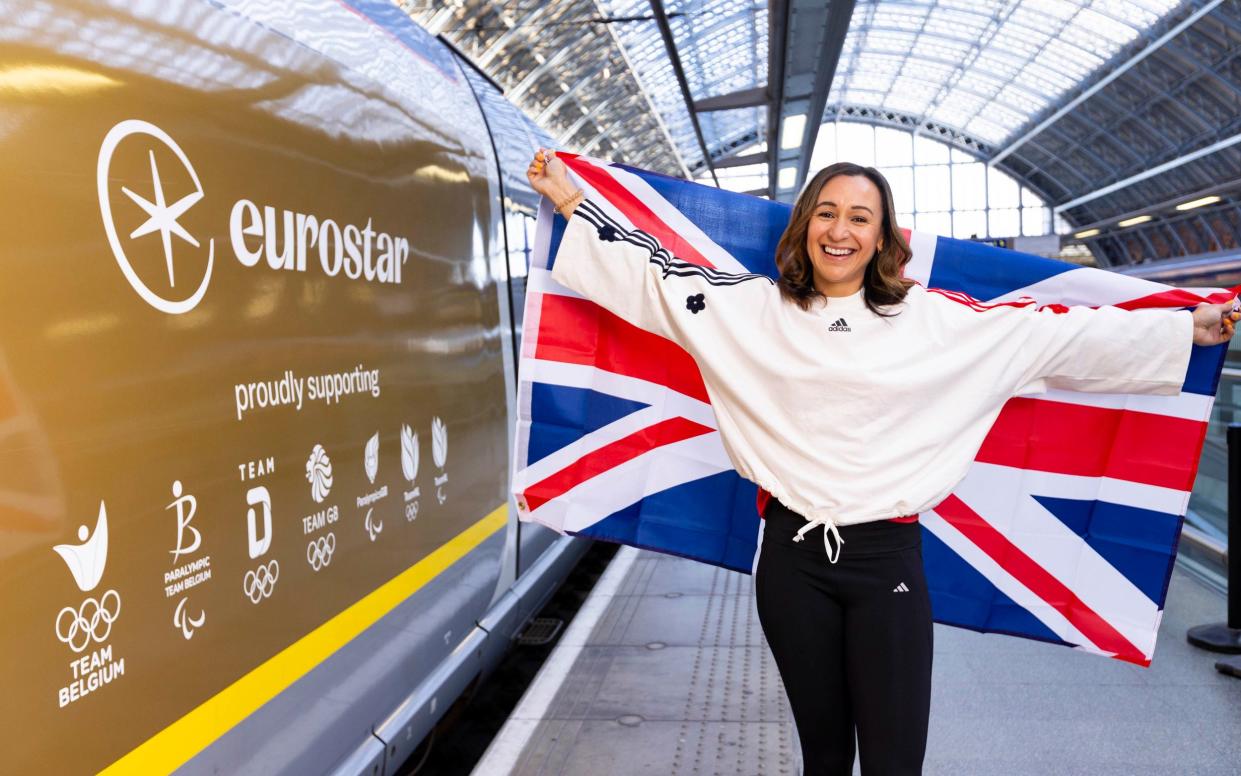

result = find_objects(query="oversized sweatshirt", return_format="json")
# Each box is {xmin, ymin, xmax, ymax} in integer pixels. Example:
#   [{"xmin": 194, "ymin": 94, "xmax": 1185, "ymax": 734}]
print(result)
[{"xmin": 550, "ymin": 198, "xmax": 1194, "ymax": 540}]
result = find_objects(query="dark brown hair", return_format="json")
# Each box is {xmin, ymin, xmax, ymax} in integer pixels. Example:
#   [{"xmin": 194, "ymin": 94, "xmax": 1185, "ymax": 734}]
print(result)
[{"xmin": 775, "ymin": 162, "xmax": 913, "ymax": 315}]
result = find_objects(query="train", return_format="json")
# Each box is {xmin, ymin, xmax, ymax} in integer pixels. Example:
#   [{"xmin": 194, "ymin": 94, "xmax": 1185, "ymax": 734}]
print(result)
[{"xmin": 0, "ymin": 1, "xmax": 581, "ymax": 773}]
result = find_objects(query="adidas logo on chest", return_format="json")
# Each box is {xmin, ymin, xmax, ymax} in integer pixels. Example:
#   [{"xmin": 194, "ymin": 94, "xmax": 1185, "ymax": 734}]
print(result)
[{"xmin": 827, "ymin": 317, "xmax": 851, "ymax": 332}]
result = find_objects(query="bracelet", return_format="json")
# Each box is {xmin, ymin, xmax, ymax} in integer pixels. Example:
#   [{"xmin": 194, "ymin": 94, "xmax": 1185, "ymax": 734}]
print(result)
[{"xmin": 554, "ymin": 189, "xmax": 584, "ymax": 216}]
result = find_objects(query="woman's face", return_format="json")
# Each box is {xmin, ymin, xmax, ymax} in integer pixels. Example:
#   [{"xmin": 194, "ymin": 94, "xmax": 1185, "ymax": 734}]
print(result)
[{"xmin": 804, "ymin": 174, "xmax": 885, "ymax": 297}]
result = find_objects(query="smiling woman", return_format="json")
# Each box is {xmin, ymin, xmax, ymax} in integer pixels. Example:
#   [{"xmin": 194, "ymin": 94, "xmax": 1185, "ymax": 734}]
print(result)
[
  {"xmin": 525, "ymin": 146, "xmax": 1239, "ymax": 776},
  {"xmin": 775, "ymin": 162, "xmax": 914, "ymax": 314}
]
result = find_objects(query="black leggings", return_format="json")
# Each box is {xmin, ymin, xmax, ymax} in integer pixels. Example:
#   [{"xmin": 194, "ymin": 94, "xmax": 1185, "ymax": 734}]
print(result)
[{"xmin": 755, "ymin": 500, "xmax": 933, "ymax": 776}]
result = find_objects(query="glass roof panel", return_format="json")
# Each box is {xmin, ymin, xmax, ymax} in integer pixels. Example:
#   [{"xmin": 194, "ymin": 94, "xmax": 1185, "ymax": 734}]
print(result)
[
  {"xmin": 598, "ymin": 0, "xmax": 767, "ymax": 170},
  {"xmin": 829, "ymin": 0, "xmax": 1186, "ymax": 149}
]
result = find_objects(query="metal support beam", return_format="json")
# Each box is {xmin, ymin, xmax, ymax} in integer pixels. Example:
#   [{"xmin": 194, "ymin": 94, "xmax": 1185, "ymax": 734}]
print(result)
[
  {"xmin": 765, "ymin": 0, "xmax": 789, "ymax": 200},
  {"xmin": 793, "ymin": 0, "xmax": 856, "ymax": 196},
  {"xmin": 648, "ymin": 0, "xmax": 719, "ymax": 187},
  {"xmin": 1053, "ymin": 129, "xmax": 1241, "ymax": 215},
  {"xmin": 508, "ymin": 45, "xmax": 575, "ymax": 102},
  {"xmin": 714, "ymin": 151, "xmax": 768, "ymax": 169},
  {"xmin": 990, "ymin": 0, "xmax": 1225, "ymax": 168},
  {"xmin": 767, "ymin": 0, "xmax": 856, "ymax": 201},
  {"xmin": 476, "ymin": 6, "xmax": 550, "ymax": 68},
  {"xmin": 694, "ymin": 86, "xmax": 768, "ymax": 113}
]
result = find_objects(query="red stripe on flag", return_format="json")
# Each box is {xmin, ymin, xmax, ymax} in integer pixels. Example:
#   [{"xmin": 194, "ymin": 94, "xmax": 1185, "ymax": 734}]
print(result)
[
  {"xmin": 933, "ymin": 494, "xmax": 1149, "ymax": 665},
  {"xmin": 558, "ymin": 154, "xmax": 717, "ymax": 269},
  {"xmin": 522, "ymin": 416, "xmax": 715, "ymax": 512},
  {"xmin": 1113, "ymin": 287, "xmax": 1239, "ymax": 311},
  {"xmin": 976, "ymin": 397, "xmax": 1204, "ymax": 491},
  {"xmin": 535, "ymin": 294, "xmax": 711, "ymax": 403}
]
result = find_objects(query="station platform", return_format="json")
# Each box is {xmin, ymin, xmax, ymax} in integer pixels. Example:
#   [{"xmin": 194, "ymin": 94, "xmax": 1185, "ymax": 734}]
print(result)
[{"xmin": 474, "ymin": 546, "xmax": 1241, "ymax": 776}]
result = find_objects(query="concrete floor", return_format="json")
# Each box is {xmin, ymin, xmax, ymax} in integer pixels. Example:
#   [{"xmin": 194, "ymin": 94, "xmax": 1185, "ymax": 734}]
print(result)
[{"xmin": 476, "ymin": 547, "xmax": 1241, "ymax": 775}]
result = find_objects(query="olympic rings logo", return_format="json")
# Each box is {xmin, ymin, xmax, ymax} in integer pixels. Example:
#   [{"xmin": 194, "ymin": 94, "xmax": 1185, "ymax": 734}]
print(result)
[
  {"xmin": 307, "ymin": 532, "xmax": 336, "ymax": 571},
  {"xmin": 55, "ymin": 590, "xmax": 121, "ymax": 653},
  {"xmin": 243, "ymin": 560, "xmax": 279, "ymax": 604}
]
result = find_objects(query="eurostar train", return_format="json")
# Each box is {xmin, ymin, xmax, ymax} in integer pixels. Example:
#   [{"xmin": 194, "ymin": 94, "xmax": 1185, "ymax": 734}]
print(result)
[{"xmin": 0, "ymin": 2, "xmax": 584, "ymax": 773}]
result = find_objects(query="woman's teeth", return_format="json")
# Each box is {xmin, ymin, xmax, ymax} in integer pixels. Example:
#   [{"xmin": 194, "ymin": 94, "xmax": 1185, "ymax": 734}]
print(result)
[{"xmin": 823, "ymin": 246, "xmax": 854, "ymax": 256}]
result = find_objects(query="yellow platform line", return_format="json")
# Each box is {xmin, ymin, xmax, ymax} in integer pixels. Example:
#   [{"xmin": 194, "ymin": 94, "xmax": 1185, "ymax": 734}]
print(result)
[{"xmin": 101, "ymin": 505, "xmax": 508, "ymax": 775}]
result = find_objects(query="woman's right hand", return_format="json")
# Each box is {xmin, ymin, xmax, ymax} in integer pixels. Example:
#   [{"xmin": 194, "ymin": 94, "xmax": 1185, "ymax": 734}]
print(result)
[{"xmin": 527, "ymin": 148, "xmax": 579, "ymax": 209}]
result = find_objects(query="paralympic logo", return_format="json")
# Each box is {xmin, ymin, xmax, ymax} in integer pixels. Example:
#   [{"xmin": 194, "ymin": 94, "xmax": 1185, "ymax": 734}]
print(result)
[
  {"xmin": 97, "ymin": 120, "xmax": 214, "ymax": 315},
  {"xmin": 365, "ymin": 508, "xmax": 383, "ymax": 541},
  {"xmin": 307, "ymin": 532, "xmax": 336, "ymax": 571},
  {"xmin": 173, "ymin": 597, "xmax": 205, "ymax": 640}
]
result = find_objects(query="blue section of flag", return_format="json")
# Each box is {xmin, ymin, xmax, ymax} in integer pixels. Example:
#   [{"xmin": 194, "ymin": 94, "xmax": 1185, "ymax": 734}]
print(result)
[
  {"xmin": 927, "ymin": 238, "xmax": 1078, "ymax": 301},
  {"xmin": 574, "ymin": 471, "xmax": 760, "ymax": 573},
  {"xmin": 611, "ymin": 163, "xmax": 786, "ymax": 278},
  {"xmin": 1184, "ymin": 343, "xmax": 1225, "ymax": 396},
  {"xmin": 922, "ymin": 528, "xmax": 1071, "ymax": 647},
  {"xmin": 1033, "ymin": 496, "xmax": 1181, "ymax": 603},
  {"xmin": 546, "ymin": 212, "xmax": 568, "ymax": 272},
  {"xmin": 528, "ymin": 384, "xmax": 649, "ymax": 466}
]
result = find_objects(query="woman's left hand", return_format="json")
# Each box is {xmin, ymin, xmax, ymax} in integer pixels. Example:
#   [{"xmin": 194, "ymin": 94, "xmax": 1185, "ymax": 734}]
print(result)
[{"xmin": 1192, "ymin": 296, "xmax": 1241, "ymax": 346}]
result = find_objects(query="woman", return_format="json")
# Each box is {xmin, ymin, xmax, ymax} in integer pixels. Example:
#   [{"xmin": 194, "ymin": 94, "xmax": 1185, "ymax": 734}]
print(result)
[{"xmin": 526, "ymin": 149, "xmax": 1238, "ymax": 775}]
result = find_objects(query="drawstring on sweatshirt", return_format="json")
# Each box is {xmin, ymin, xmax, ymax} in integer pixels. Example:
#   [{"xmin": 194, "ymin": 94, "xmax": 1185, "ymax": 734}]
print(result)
[{"xmin": 793, "ymin": 517, "xmax": 844, "ymax": 563}]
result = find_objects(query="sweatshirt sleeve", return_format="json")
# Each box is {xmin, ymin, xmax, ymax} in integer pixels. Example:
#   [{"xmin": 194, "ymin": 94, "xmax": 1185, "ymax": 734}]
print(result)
[
  {"xmin": 998, "ymin": 302, "xmax": 1194, "ymax": 397},
  {"xmin": 550, "ymin": 198, "xmax": 773, "ymax": 345}
]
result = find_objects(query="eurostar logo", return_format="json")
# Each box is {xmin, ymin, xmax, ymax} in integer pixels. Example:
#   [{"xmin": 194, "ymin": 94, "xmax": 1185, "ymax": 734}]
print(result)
[{"xmin": 97, "ymin": 119, "xmax": 214, "ymax": 314}]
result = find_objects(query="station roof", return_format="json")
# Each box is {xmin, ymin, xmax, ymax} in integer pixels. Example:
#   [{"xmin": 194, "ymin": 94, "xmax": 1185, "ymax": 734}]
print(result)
[
  {"xmin": 829, "ymin": 0, "xmax": 1182, "ymax": 147},
  {"xmin": 410, "ymin": 0, "xmax": 1241, "ymax": 267}
]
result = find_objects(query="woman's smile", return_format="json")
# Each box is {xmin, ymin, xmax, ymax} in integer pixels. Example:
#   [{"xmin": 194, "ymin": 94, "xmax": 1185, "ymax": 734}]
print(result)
[{"xmin": 805, "ymin": 174, "xmax": 884, "ymax": 297}]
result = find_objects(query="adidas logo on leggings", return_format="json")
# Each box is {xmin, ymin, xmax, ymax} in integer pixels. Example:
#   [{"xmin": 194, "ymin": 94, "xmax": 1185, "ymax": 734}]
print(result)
[{"xmin": 893, "ymin": 582, "xmax": 909, "ymax": 593}]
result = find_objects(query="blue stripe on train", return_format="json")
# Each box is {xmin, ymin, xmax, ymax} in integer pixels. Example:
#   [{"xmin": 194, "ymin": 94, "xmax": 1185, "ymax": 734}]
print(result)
[
  {"xmin": 573, "ymin": 471, "xmax": 761, "ymax": 573},
  {"xmin": 527, "ymin": 383, "xmax": 649, "ymax": 466},
  {"xmin": 1034, "ymin": 496, "xmax": 1181, "ymax": 604},
  {"xmin": 922, "ymin": 527, "xmax": 1071, "ymax": 646}
]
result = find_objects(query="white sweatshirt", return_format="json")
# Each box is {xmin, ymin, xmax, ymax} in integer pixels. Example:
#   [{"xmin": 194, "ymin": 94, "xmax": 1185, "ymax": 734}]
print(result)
[{"xmin": 550, "ymin": 199, "xmax": 1193, "ymax": 547}]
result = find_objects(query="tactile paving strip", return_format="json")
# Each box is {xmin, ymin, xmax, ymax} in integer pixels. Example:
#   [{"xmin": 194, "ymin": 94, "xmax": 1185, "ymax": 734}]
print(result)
[{"xmin": 509, "ymin": 552, "xmax": 799, "ymax": 776}]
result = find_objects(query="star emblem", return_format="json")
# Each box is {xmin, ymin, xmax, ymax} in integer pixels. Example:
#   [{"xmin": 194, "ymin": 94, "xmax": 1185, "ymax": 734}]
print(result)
[{"xmin": 122, "ymin": 149, "xmax": 203, "ymax": 288}]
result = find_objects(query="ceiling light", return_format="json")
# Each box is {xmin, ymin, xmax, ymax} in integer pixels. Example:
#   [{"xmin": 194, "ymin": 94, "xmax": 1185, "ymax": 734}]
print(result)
[
  {"xmin": 1073, "ymin": 228, "xmax": 1100, "ymax": 239},
  {"xmin": 780, "ymin": 114, "xmax": 806, "ymax": 151},
  {"xmin": 1118, "ymin": 215, "xmax": 1152, "ymax": 228},
  {"xmin": 1175, "ymin": 195, "xmax": 1221, "ymax": 211}
]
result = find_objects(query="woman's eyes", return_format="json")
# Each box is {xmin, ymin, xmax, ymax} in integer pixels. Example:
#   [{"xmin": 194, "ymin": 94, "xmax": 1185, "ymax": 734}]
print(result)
[{"xmin": 817, "ymin": 212, "xmax": 868, "ymax": 224}]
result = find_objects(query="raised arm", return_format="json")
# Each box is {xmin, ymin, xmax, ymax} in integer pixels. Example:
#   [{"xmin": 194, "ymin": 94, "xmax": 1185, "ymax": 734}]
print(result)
[
  {"xmin": 1191, "ymin": 297, "xmax": 1240, "ymax": 346},
  {"xmin": 527, "ymin": 148, "xmax": 581, "ymax": 219},
  {"xmin": 523, "ymin": 149, "xmax": 774, "ymax": 347},
  {"xmin": 992, "ymin": 295, "xmax": 1237, "ymax": 398}
]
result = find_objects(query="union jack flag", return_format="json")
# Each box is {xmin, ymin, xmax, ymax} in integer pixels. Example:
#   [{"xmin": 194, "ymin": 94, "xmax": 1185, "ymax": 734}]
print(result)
[{"xmin": 512, "ymin": 155, "xmax": 1233, "ymax": 666}]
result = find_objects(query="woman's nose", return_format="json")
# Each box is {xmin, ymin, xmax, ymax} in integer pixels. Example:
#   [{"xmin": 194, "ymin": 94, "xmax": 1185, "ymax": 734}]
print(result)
[{"xmin": 827, "ymin": 220, "xmax": 849, "ymax": 241}]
